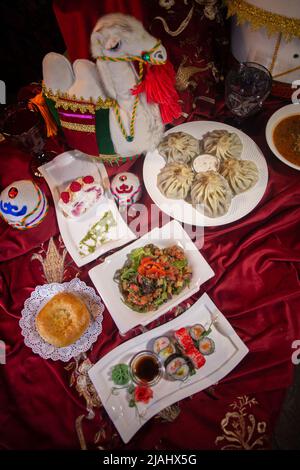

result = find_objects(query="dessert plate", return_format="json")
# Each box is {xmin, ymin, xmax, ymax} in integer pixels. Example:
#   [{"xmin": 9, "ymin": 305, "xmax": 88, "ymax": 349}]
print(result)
[
  {"xmin": 39, "ymin": 150, "xmax": 136, "ymax": 266},
  {"xmin": 143, "ymin": 121, "xmax": 268, "ymax": 226},
  {"xmin": 88, "ymin": 293, "xmax": 249, "ymax": 443},
  {"xmin": 89, "ymin": 220, "xmax": 214, "ymax": 334}
]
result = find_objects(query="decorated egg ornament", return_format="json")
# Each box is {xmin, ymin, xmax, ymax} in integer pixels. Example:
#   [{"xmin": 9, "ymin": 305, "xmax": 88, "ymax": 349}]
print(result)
[
  {"xmin": 111, "ymin": 172, "xmax": 142, "ymax": 207},
  {"xmin": 0, "ymin": 180, "xmax": 48, "ymax": 230}
]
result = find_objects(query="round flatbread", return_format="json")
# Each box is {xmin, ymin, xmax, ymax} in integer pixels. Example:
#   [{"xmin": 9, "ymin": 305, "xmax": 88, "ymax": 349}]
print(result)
[{"xmin": 35, "ymin": 292, "xmax": 90, "ymax": 347}]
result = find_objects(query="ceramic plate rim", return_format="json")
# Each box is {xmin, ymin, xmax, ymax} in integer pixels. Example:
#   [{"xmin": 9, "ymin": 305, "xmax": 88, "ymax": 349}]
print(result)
[{"xmin": 265, "ymin": 103, "xmax": 300, "ymax": 171}]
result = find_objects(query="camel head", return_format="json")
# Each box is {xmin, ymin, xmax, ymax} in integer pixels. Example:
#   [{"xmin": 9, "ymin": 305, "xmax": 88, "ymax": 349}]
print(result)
[{"xmin": 91, "ymin": 13, "xmax": 167, "ymax": 64}]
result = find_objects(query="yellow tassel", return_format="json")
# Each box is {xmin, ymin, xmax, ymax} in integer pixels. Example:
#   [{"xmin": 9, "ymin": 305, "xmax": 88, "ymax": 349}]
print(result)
[{"xmin": 28, "ymin": 92, "xmax": 58, "ymax": 138}]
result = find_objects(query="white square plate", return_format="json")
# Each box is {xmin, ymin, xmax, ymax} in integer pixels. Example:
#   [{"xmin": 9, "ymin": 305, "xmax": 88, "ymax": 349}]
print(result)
[
  {"xmin": 89, "ymin": 293, "xmax": 249, "ymax": 443},
  {"xmin": 39, "ymin": 150, "xmax": 136, "ymax": 267},
  {"xmin": 89, "ymin": 220, "xmax": 214, "ymax": 334}
]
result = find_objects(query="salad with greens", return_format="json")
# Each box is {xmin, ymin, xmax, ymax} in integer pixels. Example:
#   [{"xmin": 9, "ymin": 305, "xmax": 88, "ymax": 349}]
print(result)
[{"xmin": 114, "ymin": 244, "xmax": 192, "ymax": 313}]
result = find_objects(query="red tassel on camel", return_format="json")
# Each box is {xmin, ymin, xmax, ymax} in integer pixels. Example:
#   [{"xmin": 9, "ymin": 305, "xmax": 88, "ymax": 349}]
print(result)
[{"xmin": 132, "ymin": 60, "xmax": 182, "ymax": 124}]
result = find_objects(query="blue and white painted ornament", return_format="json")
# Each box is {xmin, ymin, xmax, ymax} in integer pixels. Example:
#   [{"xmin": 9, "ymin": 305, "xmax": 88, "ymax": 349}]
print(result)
[
  {"xmin": 0, "ymin": 180, "xmax": 48, "ymax": 230},
  {"xmin": 111, "ymin": 172, "xmax": 142, "ymax": 208}
]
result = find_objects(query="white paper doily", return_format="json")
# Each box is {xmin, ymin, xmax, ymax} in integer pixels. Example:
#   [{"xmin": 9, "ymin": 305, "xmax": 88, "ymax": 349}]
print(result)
[{"xmin": 19, "ymin": 278, "xmax": 104, "ymax": 362}]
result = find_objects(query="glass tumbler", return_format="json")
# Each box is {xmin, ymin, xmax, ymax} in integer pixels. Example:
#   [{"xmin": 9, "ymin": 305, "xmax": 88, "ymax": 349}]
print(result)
[{"xmin": 225, "ymin": 62, "xmax": 272, "ymax": 121}]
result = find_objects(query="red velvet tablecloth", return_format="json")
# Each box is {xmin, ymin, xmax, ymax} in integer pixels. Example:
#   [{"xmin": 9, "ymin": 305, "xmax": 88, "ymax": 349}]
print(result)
[{"xmin": 1, "ymin": 97, "xmax": 300, "ymax": 450}]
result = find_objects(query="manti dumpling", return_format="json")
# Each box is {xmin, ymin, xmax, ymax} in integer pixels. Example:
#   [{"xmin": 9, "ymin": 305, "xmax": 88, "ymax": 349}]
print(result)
[
  {"xmin": 220, "ymin": 158, "xmax": 259, "ymax": 195},
  {"xmin": 191, "ymin": 171, "xmax": 232, "ymax": 218},
  {"xmin": 203, "ymin": 130, "xmax": 243, "ymax": 161},
  {"xmin": 158, "ymin": 132, "xmax": 200, "ymax": 164},
  {"xmin": 157, "ymin": 163, "xmax": 194, "ymax": 199}
]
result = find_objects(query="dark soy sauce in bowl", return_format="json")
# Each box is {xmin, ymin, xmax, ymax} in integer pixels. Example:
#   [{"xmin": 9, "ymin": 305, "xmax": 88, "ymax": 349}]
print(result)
[{"xmin": 130, "ymin": 351, "xmax": 163, "ymax": 386}]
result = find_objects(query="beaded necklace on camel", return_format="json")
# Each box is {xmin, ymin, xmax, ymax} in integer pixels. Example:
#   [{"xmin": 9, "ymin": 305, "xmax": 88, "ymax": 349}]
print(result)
[{"xmin": 97, "ymin": 41, "xmax": 166, "ymax": 142}]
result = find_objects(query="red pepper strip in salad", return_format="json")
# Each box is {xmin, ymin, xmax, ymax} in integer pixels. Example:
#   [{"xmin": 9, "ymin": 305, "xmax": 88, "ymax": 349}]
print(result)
[{"xmin": 138, "ymin": 259, "xmax": 166, "ymax": 277}]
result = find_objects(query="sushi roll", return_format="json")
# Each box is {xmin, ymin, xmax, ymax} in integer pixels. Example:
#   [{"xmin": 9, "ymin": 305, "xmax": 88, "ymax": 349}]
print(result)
[
  {"xmin": 174, "ymin": 327, "xmax": 194, "ymax": 350},
  {"xmin": 190, "ymin": 324, "xmax": 206, "ymax": 341},
  {"xmin": 198, "ymin": 337, "xmax": 215, "ymax": 355},
  {"xmin": 165, "ymin": 355, "xmax": 190, "ymax": 381},
  {"xmin": 172, "ymin": 363, "xmax": 190, "ymax": 381},
  {"xmin": 153, "ymin": 336, "xmax": 170, "ymax": 354},
  {"xmin": 185, "ymin": 345, "xmax": 206, "ymax": 369},
  {"xmin": 159, "ymin": 343, "xmax": 176, "ymax": 361}
]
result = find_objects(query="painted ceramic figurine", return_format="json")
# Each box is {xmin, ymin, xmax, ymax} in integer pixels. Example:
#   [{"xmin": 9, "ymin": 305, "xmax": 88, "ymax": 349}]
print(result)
[
  {"xmin": 111, "ymin": 172, "xmax": 142, "ymax": 207},
  {"xmin": 0, "ymin": 180, "xmax": 48, "ymax": 230}
]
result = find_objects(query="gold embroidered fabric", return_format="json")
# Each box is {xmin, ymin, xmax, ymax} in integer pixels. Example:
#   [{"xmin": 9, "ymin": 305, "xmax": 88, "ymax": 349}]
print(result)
[
  {"xmin": 215, "ymin": 395, "xmax": 268, "ymax": 450},
  {"xmin": 155, "ymin": 404, "xmax": 181, "ymax": 422},
  {"xmin": 225, "ymin": 0, "xmax": 300, "ymax": 41},
  {"xmin": 31, "ymin": 237, "xmax": 68, "ymax": 284},
  {"xmin": 175, "ymin": 56, "xmax": 211, "ymax": 91},
  {"xmin": 61, "ymin": 121, "xmax": 96, "ymax": 133}
]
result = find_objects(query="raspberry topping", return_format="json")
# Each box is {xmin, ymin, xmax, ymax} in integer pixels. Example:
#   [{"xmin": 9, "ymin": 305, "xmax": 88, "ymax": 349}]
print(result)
[
  {"xmin": 83, "ymin": 175, "xmax": 94, "ymax": 184},
  {"xmin": 70, "ymin": 181, "xmax": 82, "ymax": 192},
  {"xmin": 60, "ymin": 191, "xmax": 70, "ymax": 203}
]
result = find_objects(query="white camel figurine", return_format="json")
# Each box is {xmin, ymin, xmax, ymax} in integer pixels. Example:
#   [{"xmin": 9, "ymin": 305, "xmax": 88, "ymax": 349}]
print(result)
[{"xmin": 43, "ymin": 13, "xmax": 169, "ymax": 158}]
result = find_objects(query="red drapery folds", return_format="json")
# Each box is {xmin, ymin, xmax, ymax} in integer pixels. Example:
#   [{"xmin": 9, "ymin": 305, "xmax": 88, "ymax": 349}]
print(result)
[
  {"xmin": 52, "ymin": 0, "xmax": 145, "ymax": 61},
  {"xmin": 1, "ymin": 96, "xmax": 300, "ymax": 449}
]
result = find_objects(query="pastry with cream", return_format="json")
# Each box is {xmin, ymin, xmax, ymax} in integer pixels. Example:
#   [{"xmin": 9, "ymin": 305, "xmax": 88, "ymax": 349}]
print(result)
[{"xmin": 58, "ymin": 175, "xmax": 103, "ymax": 218}]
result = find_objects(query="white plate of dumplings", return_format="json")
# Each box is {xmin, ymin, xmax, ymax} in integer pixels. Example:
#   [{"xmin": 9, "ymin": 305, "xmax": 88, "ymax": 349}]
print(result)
[{"xmin": 143, "ymin": 121, "xmax": 268, "ymax": 226}]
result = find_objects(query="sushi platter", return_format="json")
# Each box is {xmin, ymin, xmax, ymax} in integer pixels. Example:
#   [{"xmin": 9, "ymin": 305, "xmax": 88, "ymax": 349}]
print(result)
[{"xmin": 88, "ymin": 293, "xmax": 248, "ymax": 443}]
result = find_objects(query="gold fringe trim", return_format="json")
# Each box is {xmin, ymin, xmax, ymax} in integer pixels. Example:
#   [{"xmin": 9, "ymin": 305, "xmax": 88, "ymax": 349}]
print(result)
[
  {"xmin": 96, "ymin": 153, "xmax": 120, "ymax": 161},
  {"xmin": 225, "ymin": 0, "xmax": 300, "ymax": 41},
  {"xmin": 55, "ymin": 98, "xmax": 96, "ymax": 114},
  {"xmin": 42, "ymin": 83, "xmax": 115, "ymax": 112},
  {"xmin": 61, "ymin": 121, "xmax": 96, "ymax": 133}
]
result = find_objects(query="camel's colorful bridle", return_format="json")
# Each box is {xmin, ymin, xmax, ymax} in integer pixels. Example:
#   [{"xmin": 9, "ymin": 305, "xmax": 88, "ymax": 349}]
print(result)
[{"xmin": 97, "ymin": 41, "xmax": 166, "ymax": 142}]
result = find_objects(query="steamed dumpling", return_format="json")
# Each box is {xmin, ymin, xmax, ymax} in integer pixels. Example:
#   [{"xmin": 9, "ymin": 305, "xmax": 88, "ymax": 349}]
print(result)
[
  {"xmin": 158, "ymin": 132, "xmax": 200, "ymax": 164},
  {"xmin": 220, "ymin": 158, "xmax": 259, "ymax": 195},
  {"xmin": 203, "ymin": 130, "xmax": 243, "ymax": 160},
  {"xmin": 157, "ymin": 163, "xmax": 194, "ymax": 199},
  {"xmin": 190, "ymin": 171, "xmax": 232, "ymax": 218}
]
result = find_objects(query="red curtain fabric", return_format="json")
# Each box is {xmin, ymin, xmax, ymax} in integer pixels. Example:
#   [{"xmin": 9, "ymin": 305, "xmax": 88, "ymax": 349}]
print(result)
[
  {"xmin": 1, "ymin": 95, "xmax": 300, "ymax": 449},
  {"xmin": 52, "ymin": 0, "xmax": 145, "ymax": 62},
  {"xmin": 52, "ymin": 0, "xmax": 227, "ymax": 124}
]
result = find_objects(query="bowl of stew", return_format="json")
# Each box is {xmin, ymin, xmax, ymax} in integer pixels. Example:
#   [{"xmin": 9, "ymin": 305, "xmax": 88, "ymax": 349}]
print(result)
[{"xmin": 266, "ymin": 104, "xmax": 300, "ymax": 171}]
